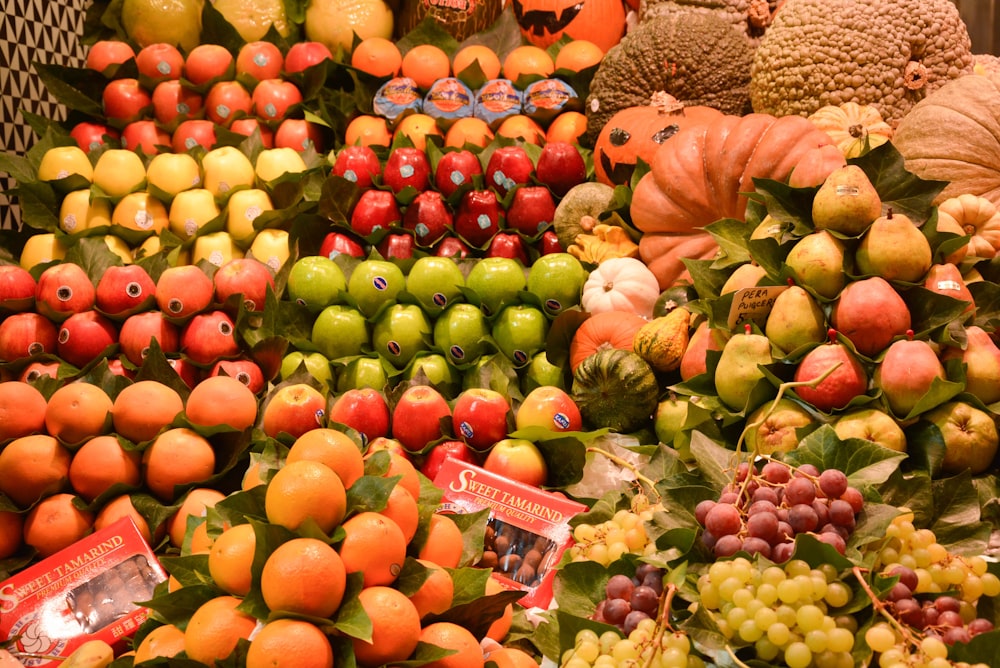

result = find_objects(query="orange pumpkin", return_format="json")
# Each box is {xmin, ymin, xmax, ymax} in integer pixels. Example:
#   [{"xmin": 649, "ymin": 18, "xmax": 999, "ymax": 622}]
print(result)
[
  {"xmin": 569, "ymin": 310, "xmax": 648, "ymax": 371},
  {"xmin": 593, "ymin": 92, "xmax": 723, "ymax": 186},
  {"xmin": 508, "ymin": 0, "xmax": 627, "ymax": 54}
]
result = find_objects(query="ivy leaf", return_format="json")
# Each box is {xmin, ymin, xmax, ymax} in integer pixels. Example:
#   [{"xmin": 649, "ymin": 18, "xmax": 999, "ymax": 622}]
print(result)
[
  {"xmin": 31, "ymin": 63, "xmax": 105, "ymax": 117},
  {"xmin": 874, "ymin": 469, "xmax": 935, "ymax": 525},
  {"xmin": 949, "ymin": 629, "xmax": 1000, "ymax": 665},
  {"xmin": 781, "ymin": 425, "xmax": 907, "ymax": 487},
  {"xmin": 704, "ymin": 218, "xmax": 753, "ymax": 269},
  {"xmin": 682, "ymin": 258, "xmax": 731, "ymax": 301},
  {"xmin": 688, "ymin": 431, "xmax": 741, "ymax": 492},
  {"xmin": 905, "ymin": 286, "xmax": 976, "ymax": 336},
  {"xmin": 454, "ymin": 5, "xmax": 524, "ymax": 62},
  {"xmin": 930, "ymin": 471, "xmax": 992, "ymax": 555},
  {"xmin": 748, "ymin": 178, "xmax": 816, "ymax": 234},
  {"xmin": 851, "ymin": 141, "xmax": 946, "ymax": 222}
]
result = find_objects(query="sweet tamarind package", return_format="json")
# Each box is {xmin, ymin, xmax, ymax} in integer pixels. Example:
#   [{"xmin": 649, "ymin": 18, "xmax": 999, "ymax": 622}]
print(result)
[
  {"xmin": 0, "ymin": 517, "xmax": 167, "ymax": 667},
  {"xmin": 433, "ymin": 458, "xmax": 587, "ymax": 609}
]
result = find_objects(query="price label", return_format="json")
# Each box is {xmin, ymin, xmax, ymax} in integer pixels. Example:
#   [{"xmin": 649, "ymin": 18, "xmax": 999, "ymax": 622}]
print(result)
[{"xmin": 727, "ymin": 285, "xmax": 790, "ymax": 330}]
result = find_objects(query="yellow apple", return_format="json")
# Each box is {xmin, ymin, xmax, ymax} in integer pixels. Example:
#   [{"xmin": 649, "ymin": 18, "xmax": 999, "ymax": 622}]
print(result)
[
  {"xmin": 192, "ymin": 231, "xmax": 243, "ymax": 267},
  {"xmin": 38, "ymin": 145, "xmax": 94, "ymax": 192},
  {"xmin": 145, "ymin": 152, "xmax": 202, "ymax": 198},
  {"xmin": 225, "ymin": 188, "xmax": 273, "ymax": 243},
  {"xmin": 111, "ymin": 192, "xmax": 169, "ymax": 235},
  {"xmin": 20, "ymin": 233, "xmax": 68, "ymax": 270},
  {"xmin": 248, "ymin": 228, "xmax": 290, "ymax": 272},
  {"xmin": 201, "ymin": 146, "xmax": 255, "ymax": 196},
  {"xmin": 59, "ymin": 189, "xmax": 112, "ymax": 233},
  {"xmin": 100, "ymin": 234, "xmax": 134, "ymax": 264},
  {"xmin": 254, "ymin": 146, "xmax": 307, "ymax": 184},
  {"xmin": 93, "ymin": 148, "xmax": 146, "ymax": 198},
  {"xmin": 168, "ymin": 188, "xmax": 221, "ymax": 240},
  {"xmin": 133, "ymin": 236, "xmax": 191, "ymax": 265}
]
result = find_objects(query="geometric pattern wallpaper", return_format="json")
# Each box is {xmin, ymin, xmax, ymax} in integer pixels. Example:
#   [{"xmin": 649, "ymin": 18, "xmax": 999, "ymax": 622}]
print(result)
[{"xmin": 0, "ymin": 0, "xmax": 88, "ymax": 231}]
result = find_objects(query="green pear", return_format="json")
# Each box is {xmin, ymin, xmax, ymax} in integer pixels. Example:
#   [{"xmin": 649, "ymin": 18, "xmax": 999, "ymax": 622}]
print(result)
[
  {"xmin": 925, "ymin": 401, "xmax": 999, "ymax": 475},
  {"xmin": 941, "ymin": 325, "xmax": 1000, "ymax": 404},
  {"xmin": 874, "ymin": 336, "xmax": 946, "ymax": 417},
  {"xmin": 715, "ymin": 325, "xmax": 774, "ymax": 412},
  {"xmin": 833, "ymin": 408, "xmax": 907, "ymax": 452},
  {"xmin": 784, "ymin": 230, "xmax": 848, "ymax": 299},
  {"xmin": 811, "ymin": 164, "xmax": 882, "ymax": 236},
  {"xmin": 764, "ymin": 285, "xmax": 827, "ymax": 354},
  {"xmin": 855, "ymin": 209, "xmax": 932, "ymax": 282},
  {"xmin": 720, "ymin": 263, "xmax": 768, "ymax": 295},
  {"xmin": 744, "ymin": 397, "xmax": 815, "ymax": 455}
]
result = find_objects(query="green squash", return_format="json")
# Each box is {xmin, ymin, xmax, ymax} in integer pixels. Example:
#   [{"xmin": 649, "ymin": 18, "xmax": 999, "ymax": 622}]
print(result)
[{"xmin": 571, "ymin": 349, "xmax": 659, "ymax": 433}]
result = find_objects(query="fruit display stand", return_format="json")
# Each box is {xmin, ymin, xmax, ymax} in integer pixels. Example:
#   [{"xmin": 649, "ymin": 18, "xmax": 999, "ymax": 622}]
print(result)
[{"xmin": 4, "ymin": 1, "xmax": 1000, "ymax": 667}]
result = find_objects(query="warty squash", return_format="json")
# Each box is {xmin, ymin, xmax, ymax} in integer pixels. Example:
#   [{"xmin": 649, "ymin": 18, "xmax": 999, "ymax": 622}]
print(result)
[{"xmin": 633, "ymin": 306, "xmax": 691, "ymax": 372}]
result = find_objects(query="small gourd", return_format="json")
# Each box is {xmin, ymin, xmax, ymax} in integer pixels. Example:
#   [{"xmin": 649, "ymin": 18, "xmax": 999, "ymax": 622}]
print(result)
[
  {"xmin": 580, "ymin": 257, "xmax": 661, "ymax": 318},
  {"xmin": 807, "ymin": 102, "xmax": 893, "ymax": 158},
  {"xmin": 935, "ymin": 193, "xmax": 1000, "ymax": 260},
  {"xmin": 569, "ymin": 310, "xmax": 648, "ymax": 372},
  {"xmin": 633, "ymin": 307, "xmax": 691, "ymax": 372},
  {"xmin": 570, "ymin": 348, "xmax": 659, "ymax": 433},
  {"xmin": 567, "ymin": 224, "xmax": 640, "ymax": 264}
]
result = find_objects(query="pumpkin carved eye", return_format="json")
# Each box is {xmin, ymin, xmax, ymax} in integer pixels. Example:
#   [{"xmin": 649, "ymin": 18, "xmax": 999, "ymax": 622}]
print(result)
[
  {"xmin": 652, "ymin": 124, "xmax": 681, "ymax": 144},
  {"xmin": 609, "ymin": 127, "xmax": 631, "ymax": 146}
]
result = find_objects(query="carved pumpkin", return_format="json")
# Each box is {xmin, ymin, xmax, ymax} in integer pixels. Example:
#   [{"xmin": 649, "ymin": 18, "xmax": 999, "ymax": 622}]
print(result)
[
  {"xmin": 508, "ymin": 0, "xmax": 627, "ymax": 54},
  {"xmin": 593, "ymin": 92, "xmax": 723, "ymax": 186}
]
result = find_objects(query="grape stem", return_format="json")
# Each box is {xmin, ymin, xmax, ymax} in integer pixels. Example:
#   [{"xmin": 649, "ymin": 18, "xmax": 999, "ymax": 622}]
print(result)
[
  {"xmin": 585, "ymin": 446, "xmax": 662, "ymax": 503},
  {"xmin": 851, "ymin": 565, "xmax": 920, "ymax": 647},
  {"xmin": 644, "ymin": 583, "xmax": 679, "ymax": 668}
]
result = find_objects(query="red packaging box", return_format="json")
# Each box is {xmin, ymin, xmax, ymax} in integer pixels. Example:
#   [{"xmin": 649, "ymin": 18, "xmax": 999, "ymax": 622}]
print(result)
[
  {"xmin": 0, "ymin": 516, "xmax": 167, "ymax": 667},
  {"xmin": 432, "ymin": 458, "xmax": 588, "ymax": 609}
]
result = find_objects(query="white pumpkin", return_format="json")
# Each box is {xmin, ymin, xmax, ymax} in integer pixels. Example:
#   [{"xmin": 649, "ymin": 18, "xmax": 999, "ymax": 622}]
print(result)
[{"xmin": 581, "ymin": 257, "xmax": 660, "ymax": 319}]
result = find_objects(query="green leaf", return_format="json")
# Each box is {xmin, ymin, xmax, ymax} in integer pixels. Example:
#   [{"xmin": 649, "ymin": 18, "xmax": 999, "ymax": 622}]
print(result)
[
  {"xmin": 905, "ymin": 286, "xmax": 977, "ymax": 336},
  {"xmin": 687, "ymin": 431, "xmax": 741, "ymax": 492},
  {"xmin": 454, "ymin": 5, "xmax": 527, "ymax": 63},
  {"xmin": 396, "ymin": 15, "xmax": 462, "ymax": 54},
  {"xmin": 930, "ymin": 470, "xmax": 992, "ymax": 555},
  {"xmin": 345, "ymin": 473, "xmax": 396, "ymax": 514},
  {"xmin": 704, "ymin": 219, "xmax": 753, "ymax": 269},
  {"xmin": 781, "ymin": 425, "xmax": 907, "ymax": 486},
  {"xmin": 851, "ymin": 141, "xmax": 947, "ymax": 222},
  {"xmin": 748, "ymin": 178, "xmax": 816, "ymax": 235},
  {"xmin": 949, "ymin": 629, "xmax": 1000, "ymax": 665},
  {"xmin": 31, "ymin": 63, "xmax": 105, "ymax": 117}
]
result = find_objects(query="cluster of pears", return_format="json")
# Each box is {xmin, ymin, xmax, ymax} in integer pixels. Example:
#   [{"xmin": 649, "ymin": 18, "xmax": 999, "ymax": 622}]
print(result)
[{"xmin": 682, "ymin": 162, "xmax": 1000, "ymax": 475}]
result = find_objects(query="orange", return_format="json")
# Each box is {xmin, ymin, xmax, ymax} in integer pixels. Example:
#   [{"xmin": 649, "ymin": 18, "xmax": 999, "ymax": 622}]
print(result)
[
  {"xmin": 484, "ymin": 576, "xmax": 513, "ymax": 642},
  {"xmin": 394, "ymin": 113, "xmax": 444, "ymax": 152},
  {"xmin": 68, "ymin": 434, "xmax": 142, "ymax": 502},
  {"xmin": 23, "ymin": 493, "xmax": 94, "ymax": 557},
  {"xmin": 487, "ymin": 647, "xmax": 540, "ymax": 668},
  {"xmin": 379, "ymin": 483, "xmax": 419, "ymax": 543},
  {"xmin": 554, "ymin": 39, "xmax": 604, "ymax": 72},
  {"xmin": 183, "ymin": 595, "xmax": 258, "ymax": 666},
  {"xmin": 452, "ymin": 45, "xmax": 501, "ymax": 80},
  {"xmin": 44, "ymin": 382, "xmax": 113, "ymax": 446},
  {"xmin": 166, "ymin": 487, "xmax": 225, "ymax": 548},
  {"xmin": 133, "ymin": 624, "xmax": 186, "ymax": 664},
  {"xmin": 0, "ymin": 510, "xmax": 24, "ymax": 559},
  {"xmin": 407, "ymin": 558, "xmax": 454, "ymax": 619},
  {"xmin": 351, "ymin": 37, "xmax": 402, "ymax": 78},
  {"xmin": 111, "ymin": 380, "xmax": 184, "ymax": 443},
  {"xmin": 0, "ymin": 381, "xmax": 47, "ymax": 440},
  {"xmin": 444, "ymin": 117, "xmax": 494, "ymax": 148},
  {"xmin": 264, "ymin": 459, "xmax": 346, "ymax": 533},
  {"xmin": 0, "ymin": 434, "xmax": 71, "ymax": 507},
  {"xmin": 418, "ymin": 622, "xmax": 485, "ymax": 668},
  {"xmin": 287, "ymin": 428, "xmax": 365, "ymax": 489},
  {"xmin": 184, "ymin": 375, "xmax": 258, "ymax": 431},
  {"xmin": 247, "ymin": 619, "xmax": 333, "ymax": 668},
  {"xmin": 94, "ymin": 494, "xmax": 153, "ymax": 543},
  {"xmin": 545, "ymin": 111, "xmax": 587, "ymax": 145},
  {"xmin": 338, "ymin": 511, "xmax": 407, "ymax": 587},
  {"xmin": 496, "ymin": 114, "xmax": 545, "ymax": 145},
  {"xmin": 502, "ymin": 45, "xmax": 554, "ymax": 82},
  {"xmin": 379, "ymin": 449, "xmax": 422, "ymax": 500},
  {"xmin": 207, "ymin": 523, "xmax": 257, "ymax": 596},
  {"xmin": 345, "ymin": 114, "xmax": 393, "ymax": 147},
  {"xmin": 142, "ymin": 427, "xmax": 216, "ymax": 502},
  {"xmin": 188, "ymin": 520, "xmax": 215, "ymax": 554},
  {"xmin": 417, "ymin": 513, "xmax": 464, "ymax": 568},
  {"xmin": 261, "ymin": 537, "xmax": 347, "ymax": 617},
  {"xmin": 400, "ymin": 44, "xmax": 451, "ymax": 90},
  {"xmin": 351, "ymin": 585, "xmax": 421, "ymax": 667}
]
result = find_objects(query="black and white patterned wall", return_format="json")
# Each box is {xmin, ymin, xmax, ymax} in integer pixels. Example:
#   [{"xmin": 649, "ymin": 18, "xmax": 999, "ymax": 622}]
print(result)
[{"xmin": 1, "ymin": 0, "xmax": 89, "ymax": 231}]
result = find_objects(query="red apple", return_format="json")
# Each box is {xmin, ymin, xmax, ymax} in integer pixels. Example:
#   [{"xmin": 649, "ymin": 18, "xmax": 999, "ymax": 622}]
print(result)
[
  {"xmin": 214, "ymin": 257, "xmax": 276, "ymax": 313},
  {"xmin": 210, "ymin": 358, "xmax": 265, "ymax": 394},
  {"xmin": 484, "ymin": 145, "xmax": 534, "ymax": 198},
  {"xmin": 383, "ymin": 147, "xmax": 431, "ymax": 193},
  {"xmin": 486, "ymin": 232, "xmax": 529, "ymax": 264},
  {"xmin": 331, "ymin": 145, "xmax": 381, "ymax": 188},
  {"xmin": 155, "ymin": 265, "xmax": 214, "ymax": 321},
  {"xmin": 453, "ymin": 189, "xmax": 500, "ymax": 247},
  {"xmin": 57, "ymin": 310, "xmax": 119, "ymax": 368},
  {"xmin": 504, "ymin": 186, "xmax": 556, "ymax": 237},
  {"xmin": 452, "ymin": 387, "xmax": 512, "ymax": 451},
  {"xmin": 106, "ymin": 355, "xmax": 135, "ymax": 379},
  {"xmin": 172, "ymin": 119, "xmax": 217, "ymax": 152},
  {"xmin": 319, "ymin": 231, "xmax": 366, "ymax": 259},
  {"xmin": 85, "ymin": 40, "xmax": 135, "ymax": 74},
  {"xmin": 168, "ymin": 356, "xmax": 202, "ymax": 388},
  {"xmin": 180, "ymin": 310, "xmax": 240, "ymax": 365},
  {"xmin": 119, "ymin": 310, "xmax": 181, "ymax": 366},
  {"xmin": 515, "ymin": 385, "xmax": 582, "ymax": 432},
  {"xmin": 366, "ymin": 436, "xmax": 410, "ymax": 460},
  {"xmin": 35, "ymin": 263, "xmax": 96, "ymax": 323},
  {"xmin": 350, "ymin": 188, "xmax": 402, "ymax": 237},
  {"xmin": 69, "ymin": 122, "xmax": 120, "ymax": 154},
  {"xmin": 229, "ymin": 117, "xmax": 275, "ymax": 147},
  {"xmin": 95, "ymin": 264, "xmax": 156, "ymax": 319},
  {"xmin": 434, "ymin": 149, "xmax": 482, "ymax": 198},
  {"xmin": 0, "ymin": 312, "xmax": 59, "ymax": 362},
  {"xmin": 135, "ymin": 42, "xmax": 184, "ymax": 81},
  {"xmin": 283, "ymin": 42, "xmax": 333, "ymax": 74},
  {"xmin": 251, "ymin": 78, "xmax": 303, "ymax": 121},
  {"xmin": 204, "ymin": 80, "xmax": 252, "ymax": 126},
  {"xmin": 435, "ymin": 237, "xmax": 471, "ymax": 258},
  {"xmin": 261, "ymin": 382, "xmax": 327, "ymax": 438},
  {"xmin": 420, "ymin": 439, "xmax": 479, "ymax": 480},
  {"xmin": 329, "ymin": 387, "xmax": 391, "ymax": 443},
  {"xmin": 482, "ymin": 437, "xmax": 547, "ymax": 487},
  {"xmin": 236, "ymin": 41, "xmax": 284, "ymax": 81},
  {"xmin": 121, "ymin": 120, "xmax": 172, "ymax": 155},
  {"xmin": 151, "ymin": 80, "xmax": 203, "ymax": 128},
  {"xmin": 537, "ymin": 230, "xmax": 562, "ymax": 256},
  {"xmin": 274, "ymin": 118, "xmax": 324, "ymax": 152},
  {"xmin": 402, "ymin": 190, "xmax": 451, "ymax": 246},
  {"xmin": 102, "ymin": 78, "xmax": 152, "ymax": 123},
  {"xmin": 391, "ymin": 384, "xmax": 452, "ymax": 452},
  {"xmin": 376, "ymin": 233, "xmax": 415, "ymax": 260},
  {"xmin": 19, "ymin": 361, "xmax": 61, "ymax": 382},
  {"xmin": 534, "ymin": 140, "xmax": 586, "ymax": 197},
  {"xmin": 0, "ymin": 265, "xmax": 37, "ymax": 313},
  {"xmin": 184, "ymin": 43, "xmax": 234, "ymax": 86}
]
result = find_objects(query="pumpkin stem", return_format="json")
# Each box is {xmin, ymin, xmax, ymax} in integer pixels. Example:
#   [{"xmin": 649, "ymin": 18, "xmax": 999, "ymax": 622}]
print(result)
[
  {"xmin": 603, "ymin": 280, "xmax": 615, "ymax": 292},
  {"xmin": 903, "ymin": 60, "xmax": 928, "ymax": 91},
  {"xmin": 650, "ymin": 90, "xmax": 684, "ymax": 116},
  {"xmin": 747, "ymin": 0, "xmax": 773, "ymax": 28},
  {"xmin": 848, "ymin": 123, "xmax": 865, "ymax": 139}
]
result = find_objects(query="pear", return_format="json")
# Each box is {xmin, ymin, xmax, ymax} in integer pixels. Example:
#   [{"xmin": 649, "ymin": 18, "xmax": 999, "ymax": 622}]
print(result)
[
  {"xmin": 788, "ymin": 143, "xmax": 847, "ymax": 189},
  {"xmin": 874, "ymin": 335, "xmax": 946, "ymax": 417},
  {"xmin": 765, "ymin": 285, "xmax": 827, "ymax": 354},
  {"xmin": 750, "ymin": 215, "xmax": 785, "ymax": 242},
  {"xmin": 793, "ymin": 331, "xmax": 869, "ymax": 412},
  {"xmin": 744, "ymin": 398, "xmax": 815, "ymax": 455},
  {"xmin": 830, "ymin": 277, "xmax": 911, "ymax": 357},
  {"xmin": 714, "ymin": 325, "xmax": 774, "ymax": 412},
  {"xmin": 784, "ymin": 230, "xmax": 848, "ymax": 299},
  {"xmin": 720, "ymin": 263, "xmax": 768, "ymax": 295},
  {"xmin": 854, "ymin": 209, "xmax": 932, "ymax": 282},
  {"xmin": 941, "ymin": 325, "xmax": 1000, "ymax": 404},
  {"xmin": 924, "ymin": 401, "xmax": 998, "ymax": 475},
  {"xmin": 923, "ymin": 263, "xmax": 975, "ymax": 315},
  {"xmin": 811, "ymin": 164, "xmax": 882, "ymax": 236},
  {"xmin": 680, "ymin": 321, "xmax": 730, "ymax": 381},
  {"xmin": 833, "ymin": 408, "xmax": 907, "ymax": 452}
]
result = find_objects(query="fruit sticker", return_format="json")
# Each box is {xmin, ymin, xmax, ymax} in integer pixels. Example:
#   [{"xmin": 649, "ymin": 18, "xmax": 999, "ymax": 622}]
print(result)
[{"xmin": 423, "ymin": 77, "xmax": 474, "ymax": 126}]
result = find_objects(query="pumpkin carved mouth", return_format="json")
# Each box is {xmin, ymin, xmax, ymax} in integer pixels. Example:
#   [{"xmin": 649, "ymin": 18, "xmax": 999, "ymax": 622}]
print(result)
[
  {"xmin": 510, "ymin": 0, "xmax": 584, "ymax": 37},
  {"xmin": 597, "ymin": 149, "xmax": 636, "ymax": 186}
]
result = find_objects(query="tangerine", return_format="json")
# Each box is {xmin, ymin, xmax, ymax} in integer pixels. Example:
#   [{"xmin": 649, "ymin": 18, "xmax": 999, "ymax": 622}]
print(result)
[
  {"xmin": 394, "ymin": 113, "xmax": 444, "ymax": 152},
  {"xmin": 338, "ymin": 510, "xmax": 407, "ymax": 586},
  {"xmin": 417, "ymin": 513, "xmax": 464, "ymax": 568},
  {"xmin": 0, "ymin": 381, "xmax": 47, "ymax": 440},
  {"xmin": 351, "ymin": 37, "xmax": 402, "ymax": 78},
  {"xmin": 111, "ymin": 380, "xmax": 184, "ymax": 443},
  {"xmin": 452, "ymin": 45, "xmax": 502, "ymax": 81},
  {"xmin": 351, "ymin": 586, "xmax": 422, "ymax": 667},
  {"xmin": 184, "ymin": 375, "xmax": 258, "ymax": 431},
  {"xmin": 407, "ymin": 558, "xmax": 454, "ymax": 618},
  {"xmin": 166, "ymin": 487, "xmax": 225, "ymax": 548},
  {"xmin": 444, "ymin": 117, "xmax": 494, "ymax": 148},
  {"xmin": 496, "ymin": 114, "xmax": 545, "ymax": 145},
  {"xmin": 545, "ymin": 111, "xmax": 587, "ymax": 145},
  {"xmin": 286, "ymin": 427, "xmax": 365, "ymax": 489},
  {"xmin": 345, "ymin": 114, "xmax": 393, "ymax": 147},
  {"xmin": 379, "ymin": 483, "xmax": 419, "ymax": 543},
  {"xmin": 0, "ymin": 510, "xmax": 24, "ymax": 559},
  {"xmin": 260, "ymin": 537, "xmax": 347, "ymax": 617},
  {"xmin": 183, "ymin": 595, "xmax": 258, "ymax": 666},
  {"xmin": 264, "ymin": 459, "xmax": 346, "ymax": 533},
  {"xmin": 418, "ymin": 622, "xmax": 485, "ymax": 668},
  {"xmin": 207, "ymin": 522, "xmax": 257, "ymax": 596},
  {"xmin": 44, "ymin": 382, "xmax": 113, "ymax": 446},
  {"xmin": 94, "ymin": 494, "xmax": 153, "ymax": 543},
  {"xmin": 554, "ymin": 39, "xmax": 604, "ymax": 72},
  {"xmin": 485, "ymin": 576, "xmax": 514, "ymax": 641},
  {"xmin": 23, "ymin": 493, "xmax": 94, "ymax": 557},
  {"xmin": 501, "ymin": 45, "xmax": 554, "ymax": 82},
  {"xmin": 68, "ymin": 434, "xmax": 142, "ymax": 502},
  {"xmin": 0, "ymin": 434, "xmax": 71, "ymax": 507},
  {"xmin": 246, "ymin": 619, "xmax": 334, "ymax": 668},
  {"xmin": 142, "ymin": 427, "xmax": 216, "ymax": 502},
  {"xmin": 401, "ymin": 44, "xmax": 451, "ymax": 90},
  {"xmin": 132, "ymin": 624, "xmax": 186, "ymax": 664}
]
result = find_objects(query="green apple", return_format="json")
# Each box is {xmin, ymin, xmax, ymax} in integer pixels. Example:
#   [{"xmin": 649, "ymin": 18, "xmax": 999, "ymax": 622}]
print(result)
[
  {"xmin": 372, "ymin": 303, "xmax": 432, "ymax": 369},
  {"xmin": 465, "ymin": 256, "xmax": 527, "ymax": 317},
  {"xmin": 312, "ymin": 304, "xmax": 370, "ymax": 360},
  {"xmin": 336, "ymin": 356, "xmax": 391, "ymax": 392},
  {"xmin": 520, "ymin": 351, "xmax": 566, "ymax": 394},
  {"xmin": 287, "ymin": 255, "xmax": 347, "ymax": 312},
  {"xmin": 347, "ymin": 259, "xmax": 406, "ymax": 318},
  {"xmin": 404, "ymin": 352, "xmax": 461, "ymax": 395},
  {"xmin": 492, "ymin": 304, "xmax": 549, "ymax": 368},
  {"xmin": 433, "ymin": 302, "xmax": 490, "ymax": 367},
  {"xmin": 526, "ymin": 252, "xmax": 586, "ymax": 316},
  {"xmin": 280, "ymin": 350, "xmax": 334, "ymax": 392},
  {"xmin": 404, "ymin": 256, "xmax": 466, "ymax": 317}
]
